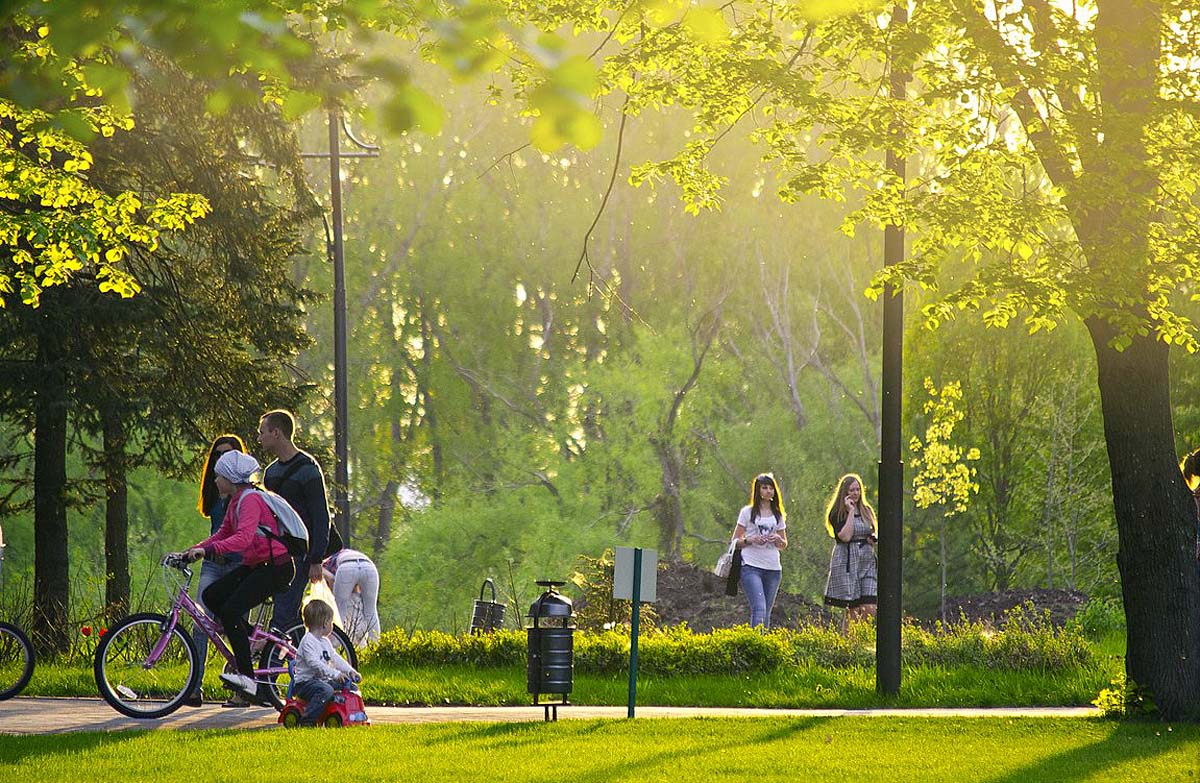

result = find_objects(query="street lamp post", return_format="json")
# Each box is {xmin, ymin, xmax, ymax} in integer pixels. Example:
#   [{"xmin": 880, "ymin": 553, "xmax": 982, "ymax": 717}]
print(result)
[
  {"xmin": 877, "ymin": 3, "xmax": 909, "ymax": 697},
  {"xmin": 301, "ymin": 109, "xmax": 379, "ymax": 544}
]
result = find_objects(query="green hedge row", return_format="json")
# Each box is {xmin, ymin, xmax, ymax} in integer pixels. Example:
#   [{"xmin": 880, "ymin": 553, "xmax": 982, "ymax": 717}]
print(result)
[{"xmin": 363, "ymin": 606, "xmax": 1095, "ymax": 674}]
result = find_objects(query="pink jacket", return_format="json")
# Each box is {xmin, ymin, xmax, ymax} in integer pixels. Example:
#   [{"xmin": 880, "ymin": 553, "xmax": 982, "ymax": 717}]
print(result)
[{"xmin": 195, "ymin": 487, "xmax": 287, "ymax": 567}]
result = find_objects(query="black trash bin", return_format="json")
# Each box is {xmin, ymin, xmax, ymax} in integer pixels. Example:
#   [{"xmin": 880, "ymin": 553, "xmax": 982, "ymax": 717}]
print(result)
[
  {"xmin": 526, "ymin": 579, "xmax": 575, "ymax": 721},
  {"xmin": 469, "ymin": 578, "xmax": 506, "ymax": 635}
]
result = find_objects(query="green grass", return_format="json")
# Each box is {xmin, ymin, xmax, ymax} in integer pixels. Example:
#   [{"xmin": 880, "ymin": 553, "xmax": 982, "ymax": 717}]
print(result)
[
  {"xmin": 24, "ymin": 658, "xmax": 1119, "ymax": 709},
  {"xmin": 1, "ymin": 718, "xmax": 1197, "ymax": 782},
  {"xmin": 20, "ymin": 632, "xmax": 1125, "ymax": 708}
]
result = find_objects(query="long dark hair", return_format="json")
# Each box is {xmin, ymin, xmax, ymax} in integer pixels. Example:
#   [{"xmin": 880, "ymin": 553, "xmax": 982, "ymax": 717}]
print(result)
[
  {"xmin": 824, "ymin": 473, "xmax": 877, "ymax": 538},
  {"xmin": 197, "ymin": 434, "xmax": 245, "ymax": 516},
  {"xmin": 1182, "ymin": 448, "xmax": 1200, "ymax": 490},
  {"xmin": 747, "ymin": 473, "xmax": 786, "ymax": 526}
]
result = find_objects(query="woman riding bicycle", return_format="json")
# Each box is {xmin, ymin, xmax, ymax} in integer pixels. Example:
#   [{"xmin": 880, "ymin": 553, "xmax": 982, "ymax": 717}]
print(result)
[{"xmin": 180, "ymin": 450, "xmax": 293, "ymax": 703}]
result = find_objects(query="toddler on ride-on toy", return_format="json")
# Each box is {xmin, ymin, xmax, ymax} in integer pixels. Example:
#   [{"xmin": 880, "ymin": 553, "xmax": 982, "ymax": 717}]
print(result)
[{"xmin": 279, "ymin": 599, "xmax": 367, "ymax": 728}]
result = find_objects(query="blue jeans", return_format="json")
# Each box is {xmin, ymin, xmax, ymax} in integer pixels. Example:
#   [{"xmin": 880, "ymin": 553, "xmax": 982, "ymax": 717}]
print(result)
[
  {"xmin": 740, "ymin": 565, "xmax": 782, "ymax": 628},
  {"xmin": 294, "ymin": 678, "xmax": 335, "ymax": 722}
]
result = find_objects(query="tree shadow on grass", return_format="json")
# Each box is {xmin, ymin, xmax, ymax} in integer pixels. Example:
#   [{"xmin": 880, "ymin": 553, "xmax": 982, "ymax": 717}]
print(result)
[
  {"xmin": 415, "ymin": 720, "xmax": 549, "ymax": 750},
  {"xmin": 980, "ymin": 723, "xmax": 1198, "ymax": 783},
  {"xmin": 565, "ymin": 717, "xmax": 837, "ymax": 783},
  {"xmin": 412, "ymin": 714, "xmax": 836, "ymax": 759},
  {"xmin": 0, "ymin": 730, "xmax": 145, "ymax": 767}
]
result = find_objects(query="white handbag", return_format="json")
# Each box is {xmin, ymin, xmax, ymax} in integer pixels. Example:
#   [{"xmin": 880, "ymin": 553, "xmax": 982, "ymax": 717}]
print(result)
[{"xmin": 713, "ymin": 539, "xmax": 738, "ymax": 578}]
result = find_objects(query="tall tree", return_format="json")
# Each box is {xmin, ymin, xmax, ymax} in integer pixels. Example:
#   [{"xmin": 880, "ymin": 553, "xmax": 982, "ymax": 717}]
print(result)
[{"xmin": 532, "ymin": 0, "xmax": 1200, "ymax": 718}]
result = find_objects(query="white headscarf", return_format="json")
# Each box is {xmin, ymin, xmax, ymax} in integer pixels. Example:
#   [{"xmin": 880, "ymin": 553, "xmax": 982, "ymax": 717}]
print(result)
[{"xmin": 214, "ymin": 450, "xmax": 260, "ymax": 485}]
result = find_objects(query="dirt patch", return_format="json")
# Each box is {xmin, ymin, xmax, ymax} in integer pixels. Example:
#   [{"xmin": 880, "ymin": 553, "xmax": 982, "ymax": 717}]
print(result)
[
  {"xmin": 933, "ymin": 588, "xmax": 1089, "ymax": 627},
  {"xmin": 650, "ymin": 560, "xmax": 832, "ymax": 632},
  {"xmin": 649, "ymin": 562, "xmax": 1087, "ymax": 631},
  {"xmin": 589, "ymin": 560, "xmax": 1087, "ymax": 632}
]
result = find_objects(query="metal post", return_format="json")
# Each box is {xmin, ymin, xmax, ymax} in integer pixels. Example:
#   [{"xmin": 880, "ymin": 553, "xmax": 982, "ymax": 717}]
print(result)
[
  {"xmin": 328, "ymin": 109, "xmax": 351, "ymax": 545},
  {"xmin": 627, "ymin": 547, "xmax": 642, "ymax": 718},
  {"xmin": 877, "ymin": 3, "xmax": 909, "ymax": 697}
]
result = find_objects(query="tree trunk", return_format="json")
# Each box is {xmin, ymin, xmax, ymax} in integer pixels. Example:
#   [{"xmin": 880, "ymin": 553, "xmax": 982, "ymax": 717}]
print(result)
[
  {"xmin": 939, "ymin": 518, "xmax": 947, "ymax": 625},
  {"xmin": 1087, "ymin": 321, "xmax": 1200, "ymax": 719},
  {"xmin": 32, "ymin": 324, "xmax": 70, "ymax": 655},
  {"xmin": 375, "ymin": 478, "xmax": 398, "ymax": 559},
  {"xmin": 419, "ymin": 302, "xmax": 443, "ymax": 499},
  {"xmin": 651, "ymin": 437, "xmax": 685, "ymax": 559},
  {"xmin": 102, "ymin": 408, "xmax": 130, "ymax": 622}
]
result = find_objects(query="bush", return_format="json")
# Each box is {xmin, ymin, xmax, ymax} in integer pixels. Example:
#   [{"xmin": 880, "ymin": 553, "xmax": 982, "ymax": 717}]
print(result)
[
  {"xmin": 1067, "ymin": 597, "xmax": 1125, "ymax": 638},
  {"xmin": 366, "ymin": 610, "xmax": 1095, "ymax": 675},
  {"xmin": 1093, "ymin": 673, "xmax": 1155, "ymax": 718},
  {"xmin": 362, "ymin": 628, "xmax": 526, "ymax": 667}
]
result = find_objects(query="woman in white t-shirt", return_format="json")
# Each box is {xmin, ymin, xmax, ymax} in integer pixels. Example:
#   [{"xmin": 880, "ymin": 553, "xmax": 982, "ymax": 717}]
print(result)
[{"xmin": 733, "ymin": 473, "xmax": 789, "ymax": 627}]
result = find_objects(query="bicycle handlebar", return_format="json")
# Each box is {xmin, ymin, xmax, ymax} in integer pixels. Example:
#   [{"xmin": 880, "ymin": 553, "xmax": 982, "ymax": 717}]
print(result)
[{"xmin": 161, "ymin": 552, "xmax": 194, "ymax": 573}]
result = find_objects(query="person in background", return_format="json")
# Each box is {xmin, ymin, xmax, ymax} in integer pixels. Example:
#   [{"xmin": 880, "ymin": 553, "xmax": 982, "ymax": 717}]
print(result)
[
  {"xmin": 257, "ymin": 409, "xmax": 338, "ymax": 634},
  {"xmin": 185, "ymin": 434, "xmax": 245, "ymax": 708},
  {"xmin": 1180, "ymin": 449, "xmax": 1200, "ymax": 581},
  {"xmin": 822, "ymin": 473, "xmax": 878, "ymax": 629},
  {"xmin": 731, "ymin": 473, "xmax": 788, "ymax": 628},
  {"xmin": 323, "ymin": 548, "xmax": 381, "ymax": 648}
]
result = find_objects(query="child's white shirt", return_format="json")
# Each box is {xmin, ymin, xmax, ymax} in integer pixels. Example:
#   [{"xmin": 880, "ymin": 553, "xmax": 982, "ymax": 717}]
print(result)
[{"xmin": 294, "ymin": 631, "xmax": 354, "ymax": 684}]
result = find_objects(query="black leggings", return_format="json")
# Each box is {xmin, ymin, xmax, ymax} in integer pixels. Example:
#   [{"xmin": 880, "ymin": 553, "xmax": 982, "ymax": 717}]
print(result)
[{"xmin": 203, "ymin": 560, "xmax": 295, "ymax": 675}]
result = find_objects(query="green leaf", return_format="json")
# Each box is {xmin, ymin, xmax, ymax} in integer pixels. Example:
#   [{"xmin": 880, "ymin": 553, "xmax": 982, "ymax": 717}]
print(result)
[
  {"xmin": 682, "ymin": 7, "xmax": 729, "ymax": 45},
  {"xmin": 80, "ymin": 63, "xmax": 129, "ymax": 98},
  {"xmin": 281, "ymin": 90, "xmax": 323, "ymax": 121},
  {"xmin": 553, "ymin": 57, "xmax": 597, "ymax": 96},
  {"xmin": 563, "ymin": 110, "xmax": 603, "ymax": 151},
  {"xmin": 530, "ymin": 114, "xmax": 564, "ymax": 153},
  {"xmin": 380, "ymin": 89, "xmax": 445, "ymax": 135},
  {"xmin": 205, "ymin": 90, "xmax": 233, "ymax": 116}
]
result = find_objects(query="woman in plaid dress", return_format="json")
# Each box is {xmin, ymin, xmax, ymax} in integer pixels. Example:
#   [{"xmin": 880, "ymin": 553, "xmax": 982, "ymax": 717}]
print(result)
[{"xmin": 822, "ymin": 474, "xmax": 878, "ymax": 627}]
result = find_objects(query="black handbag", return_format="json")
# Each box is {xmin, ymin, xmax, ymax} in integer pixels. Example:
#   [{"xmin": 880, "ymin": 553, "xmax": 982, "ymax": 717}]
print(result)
[{"xmin": 724, "ymin": 549, "xmax": 742, "ymax": 596}]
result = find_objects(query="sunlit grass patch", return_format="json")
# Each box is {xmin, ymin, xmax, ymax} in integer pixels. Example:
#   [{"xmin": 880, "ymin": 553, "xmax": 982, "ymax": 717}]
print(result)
[{"xmin": 0, "ymin": 717, "xmax": 1196, "ymax": 783}]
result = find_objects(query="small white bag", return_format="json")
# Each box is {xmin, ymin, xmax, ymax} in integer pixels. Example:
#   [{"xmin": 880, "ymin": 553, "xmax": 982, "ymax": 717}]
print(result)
[
  {"xmin": 302, "ymin": 578, "xmax": 343, "ymax": 629},
  {"xmin": 713, "ymin": 539, "xmax": 738, "ymax": 578}
]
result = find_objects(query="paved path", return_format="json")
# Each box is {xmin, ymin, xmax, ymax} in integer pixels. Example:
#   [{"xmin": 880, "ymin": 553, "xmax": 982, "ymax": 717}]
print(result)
[{"xmin": 0, "ymin": 697, "xmax": 1100, "ymax": 735}]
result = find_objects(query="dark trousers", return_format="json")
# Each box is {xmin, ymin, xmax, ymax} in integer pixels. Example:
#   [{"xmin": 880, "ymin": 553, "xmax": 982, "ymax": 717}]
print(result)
[
  {"xmin": 271, "ymin": 554, "xmax": 310, "ymax": 634},
  {"xmin": 203, "ymin": 560, "xmax": 295, "ymax": 675}
]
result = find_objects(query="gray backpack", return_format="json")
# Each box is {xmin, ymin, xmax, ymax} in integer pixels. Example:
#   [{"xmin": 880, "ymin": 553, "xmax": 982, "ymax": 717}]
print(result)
[{"xmin": 235, "ymin": 488, "xmax": 309, "ymax": 558}]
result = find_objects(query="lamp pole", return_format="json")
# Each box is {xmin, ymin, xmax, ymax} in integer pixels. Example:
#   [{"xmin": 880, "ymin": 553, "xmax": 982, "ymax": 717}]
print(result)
[
  {"xmin": 301, "ymin": 109, "xmax": 379, "ymax": 544},
  {"xmin": 877, "ymin": 3, "xmax": 909, "ymax": 697}
]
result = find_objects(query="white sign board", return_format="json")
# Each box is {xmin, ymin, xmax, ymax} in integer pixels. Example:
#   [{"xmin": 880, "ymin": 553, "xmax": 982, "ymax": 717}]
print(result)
[{"xmin": 613, "ymin": 547, "xmax": 657, "ymax": 602}]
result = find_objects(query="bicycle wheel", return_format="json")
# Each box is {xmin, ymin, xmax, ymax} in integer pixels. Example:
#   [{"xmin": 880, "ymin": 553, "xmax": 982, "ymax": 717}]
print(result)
[
  {"xmin": 94, "ymin": 612, "xmax": 198, "ymax": 719},
  {"xmin": 0, "ymin": 621, "xmax": 34, "ymax": 701},
  {"xmin": 258, "ymin": 623, "xmax": 357, "ymax": 711}
]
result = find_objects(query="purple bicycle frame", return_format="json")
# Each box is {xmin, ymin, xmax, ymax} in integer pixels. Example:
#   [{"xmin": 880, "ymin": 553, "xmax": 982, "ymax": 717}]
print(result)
[{"xmin": 148, "ymin": 573, "xmax": 295, "ymax": 681}]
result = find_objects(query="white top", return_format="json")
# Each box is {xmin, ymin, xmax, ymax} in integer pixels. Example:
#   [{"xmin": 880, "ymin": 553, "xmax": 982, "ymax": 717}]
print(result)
[
  {"xmin": 294, "ymin": 631, "xmax": 355, "ymax": 684},
  {"xmin": 736, "ymin": 505, "xmax": 786, "ymax": 571}
]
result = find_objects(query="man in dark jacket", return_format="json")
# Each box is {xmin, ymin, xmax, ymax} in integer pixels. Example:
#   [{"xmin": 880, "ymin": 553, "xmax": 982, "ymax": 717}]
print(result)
[{"xmin": 258, "ymin": 409, "xmax": 339, "ymax": 632}]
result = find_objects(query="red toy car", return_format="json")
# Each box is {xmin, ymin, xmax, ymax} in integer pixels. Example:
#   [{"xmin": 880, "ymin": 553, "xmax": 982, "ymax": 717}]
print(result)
[{"xmin": 278, "ymin": 684, "xmax": 370, "ymax": 729}]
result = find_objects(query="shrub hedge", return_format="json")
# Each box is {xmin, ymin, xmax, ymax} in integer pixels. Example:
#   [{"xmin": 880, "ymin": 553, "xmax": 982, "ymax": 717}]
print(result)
[{"xmin": 362, "ymin": 605, "xmax": 1094, "ymax": 674}]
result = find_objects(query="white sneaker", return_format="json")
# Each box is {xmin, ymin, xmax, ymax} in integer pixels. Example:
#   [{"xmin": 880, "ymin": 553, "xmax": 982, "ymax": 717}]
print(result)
[{"xmin": 219, "ymin": 672, "xmax": 258, "ymax": 697}]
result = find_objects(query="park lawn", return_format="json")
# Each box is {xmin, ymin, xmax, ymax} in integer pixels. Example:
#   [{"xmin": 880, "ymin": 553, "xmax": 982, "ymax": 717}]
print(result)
[
  {"xmin": 22, "ymin": 633, "xmax": 1125, "ymax": 708},
  {"xmin": 1, "ymin": 717, "xmax": 1197, "ymax": 782},
  {"xmin": 22, "ymin": 660, "xmax": 1118, "ymax": 709}
]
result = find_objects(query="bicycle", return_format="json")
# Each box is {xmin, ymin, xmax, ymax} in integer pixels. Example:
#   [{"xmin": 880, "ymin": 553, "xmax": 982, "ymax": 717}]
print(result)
[
  {"xmin": 94, "ymin": 553, "xmax": 356, "ymax": 719},
  {"xmin": 0, "ymin": 540, "xmax": 35, "ymax": 701}
]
